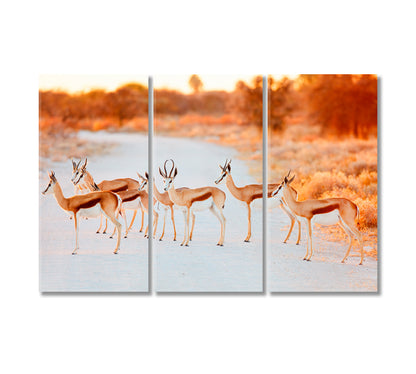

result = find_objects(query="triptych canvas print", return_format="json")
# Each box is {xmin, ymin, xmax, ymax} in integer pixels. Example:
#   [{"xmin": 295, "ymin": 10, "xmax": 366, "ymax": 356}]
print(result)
[{"xmin": 39, "ymin": 74, "xmax": 378, "ymax": 293}]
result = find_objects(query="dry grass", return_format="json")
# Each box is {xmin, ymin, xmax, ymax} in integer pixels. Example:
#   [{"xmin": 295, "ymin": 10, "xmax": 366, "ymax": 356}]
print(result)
[
  {"xmin": 40, "ymin": 116, "xmax": 148, "ymax": 133},
  {"xmin": 155, "ymin": 115, "xmax": 263, "ymax": 172},
  {"xmin": 39, "ymin": 128, "xmax": 116, "ymax": 171},
  {"xmin": 39, "ymin": 116, "xmax": 149, "ymax": 171}
]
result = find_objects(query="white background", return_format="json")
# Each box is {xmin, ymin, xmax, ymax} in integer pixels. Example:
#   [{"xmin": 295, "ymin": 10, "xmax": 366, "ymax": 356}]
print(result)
[{"xmin": 0, "ymin": 1, "xmax": 414, "ymax": 373}]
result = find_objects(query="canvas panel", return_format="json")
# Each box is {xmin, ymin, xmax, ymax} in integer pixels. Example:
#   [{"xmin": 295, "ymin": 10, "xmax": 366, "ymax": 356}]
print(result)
[
  {"xmin": 153, "ymin": 75, "xmax": 264, "ymax": 292},
  {"xmin": 39, "ymin": 75, "xmax": 149, "ymax": 292},
  {"xmin": 267, "ymin": 74, "xmax": 378, "ymax": 292}
]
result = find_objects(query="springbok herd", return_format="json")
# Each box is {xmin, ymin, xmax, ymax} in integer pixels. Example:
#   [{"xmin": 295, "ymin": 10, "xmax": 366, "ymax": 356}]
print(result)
[{"xmin": 42, "ymin": 158, "xmax": 364, "ymax": 265}]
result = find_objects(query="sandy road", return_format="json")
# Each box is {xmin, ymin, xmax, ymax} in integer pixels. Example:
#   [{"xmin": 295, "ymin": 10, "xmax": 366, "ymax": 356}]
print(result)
[{"xmin": 267, "ymin": 204, "xmax": 378, "ymax": 292}]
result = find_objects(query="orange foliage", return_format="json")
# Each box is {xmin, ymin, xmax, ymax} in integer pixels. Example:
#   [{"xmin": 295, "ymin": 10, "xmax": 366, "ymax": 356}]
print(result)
[
  {"xmin": 39, "ymin": 74, "xmax": 377, "ymax": 141},
  {"xmin": 177, "ymin": 114, "xmax": 236, "ymax": 126},
  {"xmin": 297, "ymin": 74, "xmax": 378, "ymax": 138},
  {"xmin": 40, "ymin": 83, "xmax": 148, "ymax": 130}
]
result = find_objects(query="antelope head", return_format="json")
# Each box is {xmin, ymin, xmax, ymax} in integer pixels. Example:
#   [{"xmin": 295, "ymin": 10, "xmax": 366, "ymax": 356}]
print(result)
[
  {"xmin": 72, "ymin": 158, "xmax": 89, "ymax": 186},
  {"xmin": 71, "ymin": 158, "xmax": 82, "ymax": 172},
  {"xmin": 159, "ymin": 159, "xmax": 177, "ymax": 192},
  {"xmin": 70, "ymin": 158, "xmax": 83, "ymax": 183},
  {"xmin": 137, "ymin": 172, "xmax": 149, "ymax": 191},
  {"xmin": 42, "ymin": 171, "xmax": 57, "ymax": 195},
  {"xmin": 215, "ymin": 158, "xmax": 231, "ymax": 184},
  {"xmin": 271, "ymin": 170, "xmax": 295, "ymax": 199}
]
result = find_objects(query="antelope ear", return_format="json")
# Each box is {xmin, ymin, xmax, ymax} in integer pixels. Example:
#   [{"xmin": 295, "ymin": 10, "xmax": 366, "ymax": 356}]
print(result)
[
  {"xmin": 173, "ymin": 167, "xmax": 178, "ymax": 178},
  {"xmin": 82, "ymin": 158, "xmax": 88, "ymax": 169},
  {"xmin": 47, "ymin": 171, "xmax": 51, "ymax": 178},
  {"xmin": 284, "ymin": 176, "xmax": 288, "ymax": 184},
  {"xmin": 137, "ymin": 172, "xmax": 144, "ymax": 181},
  {"xmin": 227, "ymin": 164, "xmax": 231, "ymax": 172},
  {"xmin": 219, "ymin": 165, "xmax": 223, "ymax": 170},
  {"xmin": 71, "ymin": 159, "xmax": 76, "ymax": 170},
  {"xmin": 288, "ymin": 175, "xmax": 295, "ymax": 184},
  {"xmin": 145, "ymin": 172, "xmax": 149, "ymax": 180}
]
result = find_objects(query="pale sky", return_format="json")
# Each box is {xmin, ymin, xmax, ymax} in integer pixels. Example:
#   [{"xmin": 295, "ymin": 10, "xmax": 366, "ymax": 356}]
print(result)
[
  {"xmin": 39, "ymin": 74, "xmax": 260, "ymax": 93},
  {"xmin": 154, "ymin": 75, "xmax": 257, "ymax": 93},
  {"xmin": 39, "ymin": 75, "xmax": 148, "ymax": 93}
]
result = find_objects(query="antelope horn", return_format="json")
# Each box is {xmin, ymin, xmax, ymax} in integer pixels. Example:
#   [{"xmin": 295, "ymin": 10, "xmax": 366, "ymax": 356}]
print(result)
[
  {"xmin": 163, "ymin": 160, "xmax": 169, "ymax": 177},
  {"xmin": 168, "ymin": 159, "xmax": 175, "ymax": 177},
  {"xmin": 159, "ymin": 167, "xmax": 165, "ymax": 178},
  {"xmin": 80, "ymin": 158, "xmax": 87, "ymax": 170}
]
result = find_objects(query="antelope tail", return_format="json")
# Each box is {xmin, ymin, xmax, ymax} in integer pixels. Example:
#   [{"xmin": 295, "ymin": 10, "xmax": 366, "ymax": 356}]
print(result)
[
  {"xmin": 115, "ymin": 195, "xmax": 123, "ymax": 217},
  {"xmin": 356, "ymin": 205, "xmax": 361, "ymax": 227}
]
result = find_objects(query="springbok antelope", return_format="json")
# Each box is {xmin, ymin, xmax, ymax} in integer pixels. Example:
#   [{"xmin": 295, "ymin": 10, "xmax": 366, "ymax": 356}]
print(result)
[
  {"xmin": 42, "ymin": 171, "xmax": 122, "ymax": 254},
  {"xmin": 159, "ymin": 160, "xmax": 226, "ymax": 246},
  {"xmin": 215, "ymin": 159, "xmax": 282, "ymax": 242},
  {"xmin": 272, "ymin": 171, "xmax": 364, "ymax": 265},
  {"xmin": 72, "ymin": 158, "xmax": 145, "ymax": 234},
  {"xmin": 87, "ymin": 181, "xmax": 146, "ymax": 239},
  {"xmin": 138, "ymin": 172, "xmax": 196, "ymax": 242}
]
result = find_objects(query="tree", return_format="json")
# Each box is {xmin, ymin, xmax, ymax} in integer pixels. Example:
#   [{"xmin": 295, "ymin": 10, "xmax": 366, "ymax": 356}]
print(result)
[
  {"xmin": 106, "ymin": 83, "xmax": 147, "ymax": 127},
  {"xmin": 232, "ymin": 76, "xmax": 294, "ymax": 129},
  {"xmin": 302, "ymin": 74, "xmax": 377, "ymax": 138},
  {"xmin": 39, "ymin": 90, "xmax": 70, "ymax": 118},
  {"xmin": 188, "ymin": 74, "xmax": 203, "ymax": 93},
  {"xmin": 232, "ymin": 76, "xmax": 263, "ymax": 127},
  {"xmin": 268, "ymin": 76, "xmax": 295, "ymax": 131}
]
